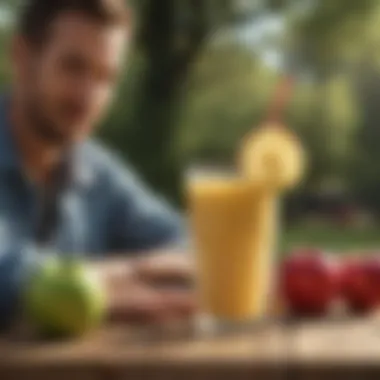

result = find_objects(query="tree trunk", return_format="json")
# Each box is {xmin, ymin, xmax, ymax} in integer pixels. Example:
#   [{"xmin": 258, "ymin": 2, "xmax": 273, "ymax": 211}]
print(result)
[{"xmin": 125, "ymin": 0, "xmax": 208, "ymax": 201}]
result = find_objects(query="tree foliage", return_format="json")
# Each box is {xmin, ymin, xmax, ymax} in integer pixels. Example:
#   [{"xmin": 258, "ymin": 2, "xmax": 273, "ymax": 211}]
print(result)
[{"xmin": 1, "ymin": 0, "xmax": 380, "ymax": 212}]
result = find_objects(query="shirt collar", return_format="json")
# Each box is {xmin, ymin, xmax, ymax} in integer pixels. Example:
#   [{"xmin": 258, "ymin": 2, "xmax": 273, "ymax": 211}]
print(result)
[
  {"xmin": 69, "ymin": 145, "xmax": 97, "ymax": 189},
  {"xmin": 0, "ymin": 93, "xmax": 96, "ymax": 190},
  {"xmin": 0, "ymin": 94, "xmax": 21, "ymax": 171}
]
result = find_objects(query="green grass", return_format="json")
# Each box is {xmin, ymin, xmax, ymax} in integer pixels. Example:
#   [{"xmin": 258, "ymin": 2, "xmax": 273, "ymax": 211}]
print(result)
[{"xmin": 281, "ymin": 225, "xmax": 380, "ymax": 253}]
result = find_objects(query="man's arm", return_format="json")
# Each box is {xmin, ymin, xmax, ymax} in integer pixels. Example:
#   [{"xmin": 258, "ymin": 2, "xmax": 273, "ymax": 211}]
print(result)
[{"xmin": 87, "ymin": 155, "xmax": 194, "ymax": 322}]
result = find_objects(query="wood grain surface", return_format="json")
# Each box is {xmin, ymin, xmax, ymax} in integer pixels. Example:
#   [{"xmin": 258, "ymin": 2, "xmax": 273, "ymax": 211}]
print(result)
[{"xmin": 0, "ymin": 317, "xmax": 380, "ymax": 379}]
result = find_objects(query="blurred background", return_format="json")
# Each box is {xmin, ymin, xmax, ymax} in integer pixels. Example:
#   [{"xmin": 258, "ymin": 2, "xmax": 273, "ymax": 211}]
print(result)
[{"xmin": 1, "ymin": 0, "xmax": 380, "ymax": 251}]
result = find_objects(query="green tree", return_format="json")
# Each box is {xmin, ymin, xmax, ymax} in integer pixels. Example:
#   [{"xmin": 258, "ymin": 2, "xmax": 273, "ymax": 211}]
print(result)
[
  {"xmin": 177, "ymin": 44, "xmax": 278, "ymax": 165},
  {"xmin": 105, "ymin": 0, "xmax": 291, "ymax": 200}
]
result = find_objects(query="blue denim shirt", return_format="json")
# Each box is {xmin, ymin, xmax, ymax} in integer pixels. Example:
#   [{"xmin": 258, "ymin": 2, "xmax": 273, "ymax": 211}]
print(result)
[{"xmin": 0, "ymin": 96, "xmax": 184, "ymax": 326}]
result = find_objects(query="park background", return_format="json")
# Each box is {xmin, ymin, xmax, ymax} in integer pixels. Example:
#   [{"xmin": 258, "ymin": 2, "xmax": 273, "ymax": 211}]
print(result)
[{"xmin": 1, "ymin": 0, "xmax": 380, "ymax": 251}]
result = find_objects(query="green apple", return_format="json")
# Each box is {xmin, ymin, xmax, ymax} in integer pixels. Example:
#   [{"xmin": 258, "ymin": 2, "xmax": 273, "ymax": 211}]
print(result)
[{"xmin": 24, "ymin": 256, "xmax": 106, "ymax": 338}]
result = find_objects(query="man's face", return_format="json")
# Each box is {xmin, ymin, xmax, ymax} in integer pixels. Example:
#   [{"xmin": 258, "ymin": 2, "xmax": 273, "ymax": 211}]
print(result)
[{"xmin": 13, "ymin": 12, "xmax": 127, "ymax": 145}]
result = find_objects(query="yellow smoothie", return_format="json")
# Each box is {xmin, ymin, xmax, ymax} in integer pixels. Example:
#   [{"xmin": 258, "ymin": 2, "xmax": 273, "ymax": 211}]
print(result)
[
  {"xmin": 188, "ymin": 123, "xmax": 305, "ymax": 322},
  {"xmin": 188, "ymin": 177, "xmax": 278, "ymax": 320}
]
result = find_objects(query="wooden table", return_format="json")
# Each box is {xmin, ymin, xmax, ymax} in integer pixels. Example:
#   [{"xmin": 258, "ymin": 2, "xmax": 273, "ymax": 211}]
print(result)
[{"xmin": 1, "ymin": 317, "xmax": 380, "ymax": 380}]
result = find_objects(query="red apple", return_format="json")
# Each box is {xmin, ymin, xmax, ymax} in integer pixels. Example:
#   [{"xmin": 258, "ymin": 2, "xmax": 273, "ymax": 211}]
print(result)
[
  {"xmin": 341, "ymin": 256, "xmax": 380, "ymax": 313},
  {"xmin": 280, "ymin": 249, "xmax": 340, "ymax": 316}
]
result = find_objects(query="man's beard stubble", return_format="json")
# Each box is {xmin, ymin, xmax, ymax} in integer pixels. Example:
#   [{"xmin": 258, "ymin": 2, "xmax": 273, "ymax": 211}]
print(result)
[{"xmin": 26, "ymin": 98, "xmax": 68, "ymax": 147}]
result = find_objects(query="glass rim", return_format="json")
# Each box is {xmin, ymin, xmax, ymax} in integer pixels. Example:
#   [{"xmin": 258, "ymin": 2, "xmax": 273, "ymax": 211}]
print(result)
[{"xmin": 185, "ymin": 165, "xmax": 239, "ymax": 180}]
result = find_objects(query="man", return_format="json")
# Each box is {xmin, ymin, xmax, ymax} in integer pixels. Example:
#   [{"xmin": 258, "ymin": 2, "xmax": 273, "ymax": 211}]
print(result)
[{"xmin": 0, "ymin": 0, "xmax": 194, "ymax": 327}]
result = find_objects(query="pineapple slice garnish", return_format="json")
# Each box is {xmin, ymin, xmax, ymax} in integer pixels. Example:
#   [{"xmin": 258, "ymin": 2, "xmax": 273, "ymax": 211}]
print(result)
[{"xmin": 240, "ymin": 123, "xmax": 306, "ymax": 191}]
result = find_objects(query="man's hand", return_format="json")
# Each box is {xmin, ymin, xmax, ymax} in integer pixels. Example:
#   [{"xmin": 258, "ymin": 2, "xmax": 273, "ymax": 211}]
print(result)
[
  {"xmin": 89, "ymin": 253, "xmax": 196, "ymax": 324},
  {"xmin": 134, "ymin": 252, "xmax": 194, "ymax": 288}
]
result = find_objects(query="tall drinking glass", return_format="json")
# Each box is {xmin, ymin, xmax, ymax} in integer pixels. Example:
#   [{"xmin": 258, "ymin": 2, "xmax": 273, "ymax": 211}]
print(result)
[{"xmin": 187, "ymin": 168, "xmax": 279, "ymax": 330}]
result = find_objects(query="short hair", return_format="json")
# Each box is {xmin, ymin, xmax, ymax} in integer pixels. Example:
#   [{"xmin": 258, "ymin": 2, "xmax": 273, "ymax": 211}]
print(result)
[{"xmin": 18, "ymin": 0, "xmax": 130, "ymax": 46}]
